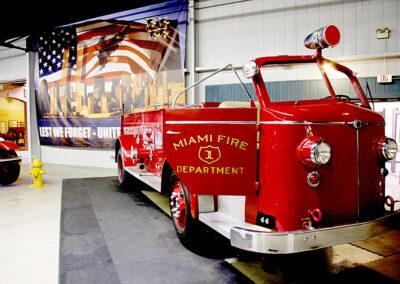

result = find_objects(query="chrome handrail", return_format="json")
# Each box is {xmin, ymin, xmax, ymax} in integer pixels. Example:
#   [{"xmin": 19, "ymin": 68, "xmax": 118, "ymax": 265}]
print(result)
[{"xmin": 172, "ymin": 64, "xmax": 253, "ymax": 108}]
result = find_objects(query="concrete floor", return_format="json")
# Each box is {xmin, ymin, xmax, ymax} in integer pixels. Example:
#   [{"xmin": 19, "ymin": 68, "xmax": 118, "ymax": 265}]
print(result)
[
  {"xmin": 0, "ymin": 164, "xmax": 115, "ymax": 284},
  {"xmin": 0, "ymin": 163, "xmax": 399, "ymax": 284}
]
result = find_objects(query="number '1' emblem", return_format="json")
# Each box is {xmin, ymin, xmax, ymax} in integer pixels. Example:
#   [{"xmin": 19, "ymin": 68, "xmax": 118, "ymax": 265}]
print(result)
[{"xmin": 198, "ymin": 145, "xmax": 221, "ymax": 165}]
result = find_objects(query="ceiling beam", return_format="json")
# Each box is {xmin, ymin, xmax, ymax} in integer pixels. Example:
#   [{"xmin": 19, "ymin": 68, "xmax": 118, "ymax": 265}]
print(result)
[{"xmin": 0, "ymin": 41, "xmax": 26, "ymax": 52}]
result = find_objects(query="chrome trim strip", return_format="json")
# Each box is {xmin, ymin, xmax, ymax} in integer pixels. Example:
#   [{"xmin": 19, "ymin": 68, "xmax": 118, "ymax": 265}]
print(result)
[
  {"xmin": 260, "ymin": 121, "xmax": 385, "ymax": 126},
  {"xmin": 230, "ymin": 210, "xmax": 400, "ymax": 254},
  {"xmin": 0, "ymin": 157, "xmax": 21, "ymax": 163},
  {"xmin": 165, "ymin": 121, "xmax": 257, "ymax": 125},
  {"xmin": 260, "ymin": 121, "xmax": 347, "ymax": 125},
  {"xmin": 166, "ymin": 130, "xmax": 182, "ymax": 135}
]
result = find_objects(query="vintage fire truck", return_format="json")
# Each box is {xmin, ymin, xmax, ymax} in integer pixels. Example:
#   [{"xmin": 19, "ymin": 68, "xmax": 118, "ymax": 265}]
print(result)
[
  {"xmin": 0, "ymin": 138, "xmax": 21, "ymax": 185},
  {"xmin": 116, "ymin": 25, "xmax": 399, "ymax": 254}
]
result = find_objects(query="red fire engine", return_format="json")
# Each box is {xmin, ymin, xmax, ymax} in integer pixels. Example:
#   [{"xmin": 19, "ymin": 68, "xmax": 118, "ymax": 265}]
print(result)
[{"xmin": 116, "ymin": 25, "xmax": 399, "ymax": 254}]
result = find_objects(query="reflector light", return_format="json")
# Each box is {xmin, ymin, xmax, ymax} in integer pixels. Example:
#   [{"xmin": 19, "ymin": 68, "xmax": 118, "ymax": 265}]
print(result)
[
  {"xmin": 304, "ymin": 25, "xmax": 340, "ymax": 49},
  {"xmin": 306, "ymin": 171, "xmax": 321, "ymax": 188}
]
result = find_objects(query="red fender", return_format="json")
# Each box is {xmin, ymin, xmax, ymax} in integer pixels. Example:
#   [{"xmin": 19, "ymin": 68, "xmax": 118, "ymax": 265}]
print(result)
[{"xmin": 0, "ymin": 141, "xmax": 18, "ymax": 151}]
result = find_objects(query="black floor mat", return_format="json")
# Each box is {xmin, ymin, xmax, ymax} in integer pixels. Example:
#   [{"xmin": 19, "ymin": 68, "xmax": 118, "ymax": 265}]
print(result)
[{"xmin": 59, "ymin": 177, "xmax": 248, "ymax": 284}]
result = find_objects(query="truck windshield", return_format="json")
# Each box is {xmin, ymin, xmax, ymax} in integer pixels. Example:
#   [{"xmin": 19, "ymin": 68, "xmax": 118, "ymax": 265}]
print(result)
[{"xmin": 261, "ymin": 62, "xmax": 361, "ymax": 104}]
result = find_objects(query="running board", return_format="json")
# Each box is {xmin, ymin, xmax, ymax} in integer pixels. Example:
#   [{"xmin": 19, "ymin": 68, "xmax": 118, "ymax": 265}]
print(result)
[
  {"xmin": 124, "ymin": 167, "xmax": 161, "ymax": 192},
  {"xmin": 199, "ymin": 211, "xmax": 271, "ymax": 239}
]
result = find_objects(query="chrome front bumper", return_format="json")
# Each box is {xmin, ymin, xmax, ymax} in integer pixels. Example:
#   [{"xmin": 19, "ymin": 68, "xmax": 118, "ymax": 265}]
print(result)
[{"xmin": 230, "ymin": 210, "xmax": 400, "ymax": 254}]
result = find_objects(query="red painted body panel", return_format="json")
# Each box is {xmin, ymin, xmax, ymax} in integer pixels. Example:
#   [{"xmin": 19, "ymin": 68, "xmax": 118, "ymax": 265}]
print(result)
[
  {"xmin": 256, "ymin": 122, "xmax": 384, "ymax": 231},
  {"xmin": 117, "ymin": 49, "xmax": 393, "ymax": 234},
  {"xmin": 119, "ymin": 110, "xmax": 164, "ymax": 175},
  {"xmin": 0, "ymin": 141, "xmax": 18, "ymax": 151}
]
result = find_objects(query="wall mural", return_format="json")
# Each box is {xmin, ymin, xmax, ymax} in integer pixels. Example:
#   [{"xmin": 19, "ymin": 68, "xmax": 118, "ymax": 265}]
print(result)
[{"xmin": 35, "ymin": 0, "xmax": 188, "ymax": 148}]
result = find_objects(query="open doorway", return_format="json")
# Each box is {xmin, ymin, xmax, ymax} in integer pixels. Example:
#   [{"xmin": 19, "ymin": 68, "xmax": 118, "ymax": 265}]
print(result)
[{"xmin": 0, "ymin": 83, "xmax": 27, "ymax": 151}]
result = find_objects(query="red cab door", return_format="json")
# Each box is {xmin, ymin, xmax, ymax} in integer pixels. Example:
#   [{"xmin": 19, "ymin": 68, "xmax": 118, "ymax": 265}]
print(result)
[{"xmin": 164, "ymin": 107, "xmax": 258, "ymax": 195}]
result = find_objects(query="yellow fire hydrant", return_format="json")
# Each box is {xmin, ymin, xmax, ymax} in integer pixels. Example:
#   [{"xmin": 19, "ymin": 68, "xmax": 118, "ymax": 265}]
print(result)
[{"xmin": 29, "ymin": 157, "xmax": 46, "ymax": 188}]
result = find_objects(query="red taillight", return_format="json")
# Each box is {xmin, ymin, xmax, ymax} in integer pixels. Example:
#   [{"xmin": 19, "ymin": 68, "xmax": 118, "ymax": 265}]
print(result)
[{"xmin": 306, "ymin": 171, "xmax": 321, "ymax": 188}]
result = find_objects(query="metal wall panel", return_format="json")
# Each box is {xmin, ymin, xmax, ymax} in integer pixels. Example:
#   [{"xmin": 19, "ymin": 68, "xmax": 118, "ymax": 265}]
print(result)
[
  {"xmin": 196, "ymin": 0, "xmax": 400, "ymax": 68},
  {"xmin": 205, "ymin": 77, "xmax": 400, "ymax": 102}
]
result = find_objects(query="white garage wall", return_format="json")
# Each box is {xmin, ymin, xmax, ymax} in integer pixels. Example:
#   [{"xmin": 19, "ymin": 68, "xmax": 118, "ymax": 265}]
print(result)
[
  {"xmin": 0, "ymin": 54, "xmax": 26, "ymax": 82},
  {"xmin": 0, "ymin": 42, "xmax": 26, "ymax": 82},
  {"xmin": 40, "ymin": 146, "xmax": 115, "ymax": 168},
  {"xmin": 194, "ymin": 0, "xmax": 400, "ymax": 101},
  {"xmin": 196, "ymin": 0, "xmax": 400, "ymax": 65}
]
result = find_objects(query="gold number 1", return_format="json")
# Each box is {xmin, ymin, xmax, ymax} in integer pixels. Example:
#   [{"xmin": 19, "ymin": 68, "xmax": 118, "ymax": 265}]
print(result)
[{"xmin": 205, "ymin": 150, "xmax": 213, "ymax": 160}]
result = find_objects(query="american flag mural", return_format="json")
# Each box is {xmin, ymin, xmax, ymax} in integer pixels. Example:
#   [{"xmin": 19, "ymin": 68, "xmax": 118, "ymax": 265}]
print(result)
[{"xmin": 35, "ymin": 0, "xmax": 187, "ymax": 148}]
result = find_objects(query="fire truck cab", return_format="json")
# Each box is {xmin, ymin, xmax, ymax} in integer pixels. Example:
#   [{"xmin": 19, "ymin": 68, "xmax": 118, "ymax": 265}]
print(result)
[{"xmin": 115, "ymin": 25, "xmax": 399, "ymax": 254}]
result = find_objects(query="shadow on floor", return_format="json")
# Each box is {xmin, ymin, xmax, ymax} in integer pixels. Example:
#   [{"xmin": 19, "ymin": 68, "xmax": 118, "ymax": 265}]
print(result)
[{"xmin": 60, "ymin": 177, "xmax": 250, "ymax": 284}]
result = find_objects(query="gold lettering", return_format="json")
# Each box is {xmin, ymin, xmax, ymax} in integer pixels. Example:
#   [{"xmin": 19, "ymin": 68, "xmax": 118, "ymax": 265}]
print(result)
[
  {"xmin": 217, "ymin": 135, "xmax": 225, "ymax": 143},
  {"xmin": 239, "ymin": 141, "xmax": 248, "ymax": 151},
  {"xmin": 173, "ymin": 140, "xmax": 185, "ymax": 150},
  {"xmin": 175, "ymin": 166, "xmax": 245, "ymax": 175},
  {"xmin": 205, "ymin": 150, "xmax": 213, "ymax": 160},
  {"xmin": 188, "ymin": 136, "xmax": 197, "ymax": 145},
  {"xmin": 210, "ymin": 167, "xmax": 216, "ymax": 174},
  {"xmin": 231, "ymin": 138, "xmax": 240, "ymax": 147},
  {"xmin": 197, "ymin": 135, "xmax": 208, "ymax": 143}
]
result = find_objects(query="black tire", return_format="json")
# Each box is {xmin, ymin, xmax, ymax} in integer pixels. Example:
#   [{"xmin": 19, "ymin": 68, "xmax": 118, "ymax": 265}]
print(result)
[
  {"xmin": 169, "ymin": 175, "xmax": 199, "ymax": 245},
  {"xmin": 0, "ymin": 149, "xmax": 20, "ymax": 185},
  {"xmin": 116, "ymin": 148, "xmax": 133, "ymax": 189}
]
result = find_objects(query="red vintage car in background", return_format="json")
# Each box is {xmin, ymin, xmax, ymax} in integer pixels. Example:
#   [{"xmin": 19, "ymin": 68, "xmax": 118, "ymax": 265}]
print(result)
[
  {"xmin": 115, "ymin": 26, "xmax": 399, "ymax": 254},
  {"xmin": 0, "ymin": 138, "xmax": 21, "ymax": 185}
]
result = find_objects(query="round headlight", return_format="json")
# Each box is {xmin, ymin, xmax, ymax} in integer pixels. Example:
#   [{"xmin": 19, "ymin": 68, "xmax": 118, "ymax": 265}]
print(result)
[
  {"xmin": 243, "ymin": 60, "xmax": 259, "ymax": 79},
  {"xmin": 382, "ymin": 138, "xmax": 398, "ymax": 161},
  {"xmin": 311, "ymin": 141, "xmax": 331, "ymax": 165}
]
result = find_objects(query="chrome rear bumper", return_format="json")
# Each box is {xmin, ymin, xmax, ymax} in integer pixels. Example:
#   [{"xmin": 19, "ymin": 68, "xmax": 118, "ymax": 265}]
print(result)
[{"xmin": 230, "ymin": 210, "xmax": 400, "ymax": 254}]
